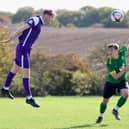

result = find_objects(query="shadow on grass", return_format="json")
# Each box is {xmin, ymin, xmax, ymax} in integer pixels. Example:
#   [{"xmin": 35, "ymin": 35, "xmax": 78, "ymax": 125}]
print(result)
[{"xmin": 54, "ymin": 123, "xmax": 108, "ymax": 129}]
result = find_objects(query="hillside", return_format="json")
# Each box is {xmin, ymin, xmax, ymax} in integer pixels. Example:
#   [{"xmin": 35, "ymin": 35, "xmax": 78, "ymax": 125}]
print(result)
[{"xmin": 13, "ymin": 27, "xmax": 129, "ymax": 57}]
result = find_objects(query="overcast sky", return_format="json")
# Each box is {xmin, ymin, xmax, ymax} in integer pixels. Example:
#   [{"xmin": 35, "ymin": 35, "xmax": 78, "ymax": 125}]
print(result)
[{"xmin": 0, "ymin": 0, "xmax": 129, "ymax": 13}]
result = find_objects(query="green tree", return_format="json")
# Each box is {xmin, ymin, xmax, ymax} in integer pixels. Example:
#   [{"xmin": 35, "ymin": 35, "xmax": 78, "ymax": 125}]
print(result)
[
  {"xmin": 57, "ymin": 10, "xmax": 80, "ymax": 27},
  {"xmin": 79, "ymin": 6, "xmax": 100, "ymax": 27},
  {"xmin": 12, "ymin": 7, "xmax": 34, "ymax": 23}
]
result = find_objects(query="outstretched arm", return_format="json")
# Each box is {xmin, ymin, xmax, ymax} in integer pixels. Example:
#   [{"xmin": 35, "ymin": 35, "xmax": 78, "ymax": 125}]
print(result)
[
  {"xmin": 125, "ymin": 38, "xmax": 129, "ymax": 49},
  {"xmin": 0, "ymin": 23, "xmax": 30, "ymax": 43}
]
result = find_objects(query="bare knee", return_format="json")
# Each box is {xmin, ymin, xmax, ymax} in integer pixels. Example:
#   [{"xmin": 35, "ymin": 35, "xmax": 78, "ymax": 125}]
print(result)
[
  {"xmin": 22, "ymin": 68, "xmax": 30, "ymax": 78},
  {"xmin": 10, "ymin": 63, "xmax": 20, "ymax": 74},
  {"xmin": 121, "ymin": 89, "xmax": 129, "ymax": 98},
  {"xmin": 102, "ymin": 98, "xmax": 110, "ymax": 104}
]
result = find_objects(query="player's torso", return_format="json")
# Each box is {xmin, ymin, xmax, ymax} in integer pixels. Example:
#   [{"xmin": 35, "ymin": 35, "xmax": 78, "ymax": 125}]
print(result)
[
  {"xmin": 111, "ymin": 55, "xmax": 126, "ymax": 73},
  {"xmin": 106, "ymin": 53, "xmax": 127, "ymax": 83},
  {"xmin": 18, "ymin": 17, "xmax": 43, "ymax": 49}
]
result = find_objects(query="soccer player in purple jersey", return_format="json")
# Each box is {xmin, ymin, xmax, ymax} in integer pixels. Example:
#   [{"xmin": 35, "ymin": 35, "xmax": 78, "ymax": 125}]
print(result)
[{"xmin": 1, "ymin": 10, "xmax": 56, "ymax": 108}]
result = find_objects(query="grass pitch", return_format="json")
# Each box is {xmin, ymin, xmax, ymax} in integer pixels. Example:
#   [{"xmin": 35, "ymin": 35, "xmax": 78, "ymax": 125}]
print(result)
[{"xmin": 0, "ymin": 96, "xmax": 129, "ymax": 129}]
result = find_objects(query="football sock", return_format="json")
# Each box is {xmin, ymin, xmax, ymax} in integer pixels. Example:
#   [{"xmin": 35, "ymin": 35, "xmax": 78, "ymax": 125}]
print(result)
[
  {"xmin": 99, "ymin": 113, "xmax": 104, "ymax": 117},
  {"xmin": 115, "ymin": 96, "xmax": 127, "ymax": 109},
  {"xmin": 3, "ymin": 71, "xmax": 15, "ymax": 89},
  {"xmin": 100, "ymin": 102, "xmax": 107, "ymax": 114},
  {"xmin": 114, "ymin": 105, "xmax": 119, "ymax": 111},
  {"xmin": 23, "ymin": 78, "xmax": 32, "ymax": 99}
]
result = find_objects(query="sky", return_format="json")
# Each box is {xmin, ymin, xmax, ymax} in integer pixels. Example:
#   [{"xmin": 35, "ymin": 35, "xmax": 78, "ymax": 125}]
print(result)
[{"xmin": 0, "ymin": 0, "xmax": 129, "ymax": 13}]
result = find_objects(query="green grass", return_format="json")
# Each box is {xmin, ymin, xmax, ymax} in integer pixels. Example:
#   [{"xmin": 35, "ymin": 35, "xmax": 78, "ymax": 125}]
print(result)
[{"xmin": 0, "ymin": 96, "xmax": 129, "ymax": 129}]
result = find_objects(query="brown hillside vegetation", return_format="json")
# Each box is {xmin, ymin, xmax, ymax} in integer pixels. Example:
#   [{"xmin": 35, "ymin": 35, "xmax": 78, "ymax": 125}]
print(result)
[{"xmin": 13, "ymin": 27, "xmax": 129, "ymax": 57}]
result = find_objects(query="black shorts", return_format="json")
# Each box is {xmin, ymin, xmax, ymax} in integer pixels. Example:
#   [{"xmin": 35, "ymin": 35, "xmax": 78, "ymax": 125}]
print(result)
[{"xmin": 103, "ymin": 80, "xmax": 129, "ymax": 99}]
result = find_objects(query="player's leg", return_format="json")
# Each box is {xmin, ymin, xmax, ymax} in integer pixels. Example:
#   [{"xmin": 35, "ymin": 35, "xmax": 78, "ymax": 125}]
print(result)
[
  {"xmin": 96, "ymin": 98, "xmax": 109, "ymax": 123},
  {"xmin": 1, "ymin": 44, "xmax": 22, "ymax": 99},
  {"xmin": 21, "ymin": 54, "xmax": 40, "ymax": 108},
  {"xmin": 2, "ymin": 44, "xmax": 21, "ymax": 90},
  {"xmin": 112, "ymin": 81, "xmax": 129, "ymax": 120},
  {"xmin": 3, "ymin": 62, "xmax": 20, "ymax": 89},
  {"xmin": 100, "ymin": 98, "xmax": 109, "ymax": 116},
  {"xmin": 1, "ymin": 62, "xmax": 20, "ymax": 99},
  {"xmin": 96, "ymin": 82, "xmax": 115, "ymax": 123},
  {"xmin": 22, "ymin": 68, "xmax": 32, "ymax": 99}
]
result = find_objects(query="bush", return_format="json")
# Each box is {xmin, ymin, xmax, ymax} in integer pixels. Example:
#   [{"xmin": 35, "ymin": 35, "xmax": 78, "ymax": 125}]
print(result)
[
  {"xmin": 29, "ymin": 52, "xmax": 104, "ymax": 96},
  {"xmin": 0, "ymin": 26, "xmax": 12, "ymax": 86}
]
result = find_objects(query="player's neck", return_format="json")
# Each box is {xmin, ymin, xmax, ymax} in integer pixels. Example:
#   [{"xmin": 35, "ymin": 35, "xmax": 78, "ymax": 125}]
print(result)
[{"xmin": 112, "ymin": 53, "xmax": 118, "ymax": 59}]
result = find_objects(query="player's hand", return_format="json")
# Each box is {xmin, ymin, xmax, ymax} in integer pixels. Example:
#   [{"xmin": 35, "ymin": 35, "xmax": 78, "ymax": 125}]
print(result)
[{"xmin": 0, "ymin": 38, "xmax": 11, "ymax": 43}]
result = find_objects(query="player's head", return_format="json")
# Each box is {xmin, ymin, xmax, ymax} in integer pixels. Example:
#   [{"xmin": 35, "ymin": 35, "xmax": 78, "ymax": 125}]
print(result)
[
  {"xmin": 43, "ymin": 10, "xmax": 56, "ymax": 24},
  {"xmin": 107, "ymin": 43, "xmax": 119, "ymax": 57}
]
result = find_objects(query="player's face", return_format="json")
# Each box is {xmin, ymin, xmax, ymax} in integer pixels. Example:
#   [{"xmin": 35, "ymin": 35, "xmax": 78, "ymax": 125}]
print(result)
[
  {"xmin": 108, "ymin": 47, "xmax": 118, "ymax": 57},
  {"xmin": 44, "ymin": 15, "xmax": 55, "ymax": 24}
]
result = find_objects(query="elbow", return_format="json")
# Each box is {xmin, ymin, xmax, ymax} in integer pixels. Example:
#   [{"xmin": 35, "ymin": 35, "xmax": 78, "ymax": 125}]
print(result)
[{"xmin": 112, "ymin": 75, "xmax": 118, "ymax": 80}]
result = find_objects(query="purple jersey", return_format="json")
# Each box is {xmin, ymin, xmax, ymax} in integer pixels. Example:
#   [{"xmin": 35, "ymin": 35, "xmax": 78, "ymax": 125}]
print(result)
[
  {"xmin": 14, "ymin": 16, "xmax": 44, "ymax": 68},
  {"xmin": 18, "ymin": 16, "xmax": 44, "ymax": 50}
]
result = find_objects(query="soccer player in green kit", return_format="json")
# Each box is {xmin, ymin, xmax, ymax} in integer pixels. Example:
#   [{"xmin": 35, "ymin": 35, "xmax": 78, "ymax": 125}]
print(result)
[{"xmin": 96, "ymin": 42, "xmax": 129, "ymax": 124}]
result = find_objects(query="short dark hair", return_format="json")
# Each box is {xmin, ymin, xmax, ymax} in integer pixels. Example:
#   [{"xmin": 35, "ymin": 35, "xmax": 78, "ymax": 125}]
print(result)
[
  {"xmin": 43, "ymin": 10, "xmax": 55, "ymax": 16},
  {"xmin": 107, "ymin": 43, "xmax": 119, "ymax": 50}
]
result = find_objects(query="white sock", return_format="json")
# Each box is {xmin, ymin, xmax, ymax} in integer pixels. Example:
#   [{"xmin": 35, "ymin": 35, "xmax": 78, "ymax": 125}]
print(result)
[
  {"xmin": 99, "ymin": 113, "xmax": 104, "ymax": 117},
  {"xmin": 114, "ymin": 105, "xmax": 119, "ymax": 111},
  {"xmin": 26, "ymin": 95, "xmax": 32, "ymax": 100},
  {"xmin": 3, "ymin": 86, "xmax": 9, "ymax": 90}
]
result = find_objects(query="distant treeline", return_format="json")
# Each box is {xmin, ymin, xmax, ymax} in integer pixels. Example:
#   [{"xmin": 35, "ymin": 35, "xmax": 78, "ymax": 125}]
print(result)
[{"xmin": 0, "ymin": 6, "xmax": 129, "ymax": 28}]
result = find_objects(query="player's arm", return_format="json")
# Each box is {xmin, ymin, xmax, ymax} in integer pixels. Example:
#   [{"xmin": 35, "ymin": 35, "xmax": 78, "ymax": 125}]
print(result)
[
  {"xmin": 110, "ymin": 69, "xmax": 126, "ymax": 80},
  {"xmin": 107, "ymin": 57, "xmax": 126, "ymax": 80},
  {"xmin": 123, "ymin": 38, "xmax": 129, "ymax": 49},
  {"xmin": 1, "ymin": 23, "xmax": 30, "ymax": 43},
  {"xmin": 7, "ymin": 24, "xmax": 30, "ymax": 42},
  {"xmin": 110, "ymin": 65, "xmax": 129, "ymax": 80}
]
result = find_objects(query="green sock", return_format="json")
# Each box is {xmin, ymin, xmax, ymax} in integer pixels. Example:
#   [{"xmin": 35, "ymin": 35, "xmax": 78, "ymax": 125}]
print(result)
[
  {"xmin": 117, "ymin": 96, "xmax": 127, "ymax": 108},
  {"xmin": 100, "ymin": 102, "xmax": 107, "ymax": 113}
]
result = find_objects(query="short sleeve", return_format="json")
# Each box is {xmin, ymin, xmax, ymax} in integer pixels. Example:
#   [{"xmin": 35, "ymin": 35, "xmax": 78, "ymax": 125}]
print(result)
[
  {"xmin": 119, "ymin": 45, "xmax": 127, "ymax": 55},
  {"xmin": 25, "ymin": 16, "xmax": 40, "ymax": 27}
]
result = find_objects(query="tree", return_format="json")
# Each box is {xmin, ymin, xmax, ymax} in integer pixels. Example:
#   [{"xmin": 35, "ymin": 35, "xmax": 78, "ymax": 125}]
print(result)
[
  {"xmin": 57, "ymin": 10, "xmax": 80, "ymax": 27},
  {"xmin": 12, "ymin": 7, "xmax": 34, "ymax": 23},
  {"xmin": 79, "ymin": 6, "xmax": 100, "ymax": 27},
  {"xmin": 0, "ymin": 15, "xmax": 11, "ymax": 24},
  {"xmin": 98, "ymin": 7, "xmax": 113, "ymax": 23}
]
